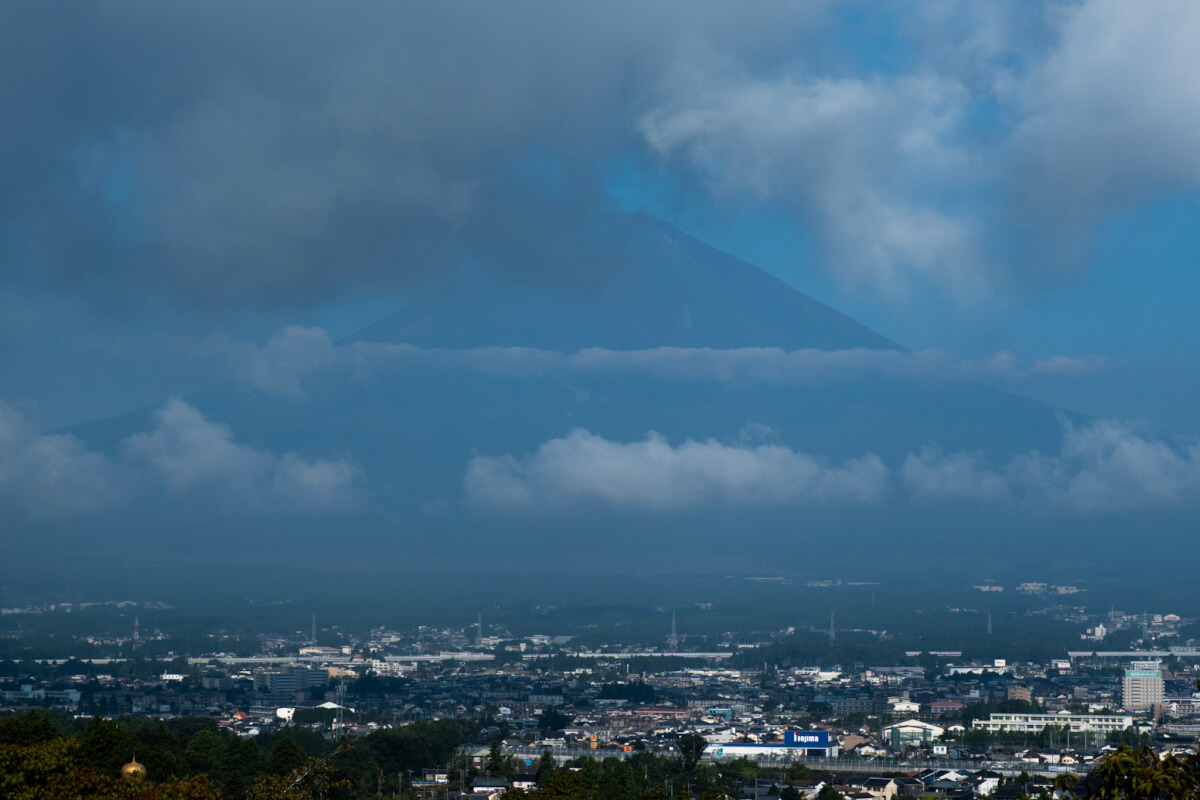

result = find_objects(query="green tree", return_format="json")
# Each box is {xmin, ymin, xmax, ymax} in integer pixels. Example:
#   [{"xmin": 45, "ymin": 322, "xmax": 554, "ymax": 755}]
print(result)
[
  {"xmin": 488, "ymin": 739, "xmax": 505, "ymax": 776},
  {"xmin": 539, "ymin": 708, "xmax": 572, "ymax": 733},
  {"xmin": 1087, "ymin": 746, "xmax": 1195, "ymax": 800},
  {"xmin": 537, "ymin": 749, "xmax": 557, "ymax": 782},
  {"xmin": 247, "ymin": 749, "xmax": 352, "ymax": 800},
  {"xmin": 816, "ymin": 785, "xmax": 845, "ymax": 800},
  {"xmin": 676, "ymin": 734, "xmax": 707, "ymax": 773},
  {"xmin": 816, "ymin": 782, "xmax": 844, "ymax": 800},
  {"xmin": 185, "ymin": 729, "xmax": 225, "ymax": 773},
  {"xmin": 268, "ymin": 737, "xmax": 309, "ymax": 776},
  {"xmin": 214, "ymin": 735, "xmax": 264, "ymax": 797},
  {"xmin": 77, "ymin": 717, "xmax": 137, "ymax": 777},
  {"xmin": 0, "ymin": 711, "xmax": 63, "ymax": 746}
]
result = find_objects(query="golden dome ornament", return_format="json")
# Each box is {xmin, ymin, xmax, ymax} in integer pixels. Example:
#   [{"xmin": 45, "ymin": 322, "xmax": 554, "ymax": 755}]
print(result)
[{"xmin": 121, "ymin": 753, "xmax": 147, "ymax": 778}]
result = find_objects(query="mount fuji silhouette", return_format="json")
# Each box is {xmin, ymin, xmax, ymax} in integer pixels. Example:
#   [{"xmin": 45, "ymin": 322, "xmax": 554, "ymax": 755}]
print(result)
[{"xmin": 65, "ymin": 213, "xmax": 1077, "ymax": 575}]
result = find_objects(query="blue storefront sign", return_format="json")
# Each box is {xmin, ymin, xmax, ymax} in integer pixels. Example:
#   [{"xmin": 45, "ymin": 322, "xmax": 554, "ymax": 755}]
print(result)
[{"xmin": 784, "ymin": 731, "xmax": 830, "ymax": 747}]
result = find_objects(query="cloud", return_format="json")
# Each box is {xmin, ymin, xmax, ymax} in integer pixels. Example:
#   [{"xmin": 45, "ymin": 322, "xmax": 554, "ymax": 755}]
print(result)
[
  {"xmin": 216, "ymin": 326, "xmax": 1106, "ymax": 394},
  {"xmin": 902, "ymin": 420, "xmax": 1200, "ymax": 512},
  {"xmin": 0, "ymin": 2, "xmax": 821, "ymax": 305},
  {"xmin": 244, "ymin": 327, "xmax": 1104, "ymax": 390},
  {"xmin": 635, "ymin": 0, "xmax": 1200, "ymax": 296},
  {"xmin": 640, "ymin": 70, "xmax": 990, "ymax": 299},
  {"xmin": 471, "ymin": 419, "xmax": 1200, "ymax": 514},
  {"xmin": 205, "ymin": 325, "xmax": 338, "ymax": 398},
  {"xmin": 465, "ymin": 428, "xmax": 889, "ymax": 510},
  {"xmin": 562, "ymin": 346, "xmax": 1106, "ymax": 384},
  {"xmin": 0, "ymin": 402, "xmax": 126, "ymax": 520},
  {"xmin": 5, "ymin": 2, "xmax": 1196, "ymax": 305},
  {"xmin": 121, "ymin": 398, "xmax": 362, "ymax": 511},
  {"xmin": 900, "ymin": 446, "xmax": 1014, "ymax": 503},
  {"xmin": 1009, "ymin": 0, "xmax": 1200, "ymax": 233}
]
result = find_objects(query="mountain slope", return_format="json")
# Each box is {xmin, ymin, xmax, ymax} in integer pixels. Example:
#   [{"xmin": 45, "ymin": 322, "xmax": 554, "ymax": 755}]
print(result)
[{"xmin": 345, "ymin": 214, "xmax": 898, "ymax": 351}]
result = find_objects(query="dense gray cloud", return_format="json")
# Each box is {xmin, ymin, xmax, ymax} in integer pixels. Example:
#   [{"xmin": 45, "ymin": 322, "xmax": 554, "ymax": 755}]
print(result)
[
  {"xmin": 0, "ymin": 2, "xmax": 818, "ymax": 304},
  {"xmin": 0, "ymin": 402, "xmax": 126, "ymax": 520},
  {"xmin": 5, "ymin": 1, "xmax": 1196, "ymax": 305},
  {"xmin": 464, "ymin": 428, "xmax": 889, "ymax": 510},
  {"xmin": 122, "ymin": 399, "xmax": 362, "ymax": 511}
]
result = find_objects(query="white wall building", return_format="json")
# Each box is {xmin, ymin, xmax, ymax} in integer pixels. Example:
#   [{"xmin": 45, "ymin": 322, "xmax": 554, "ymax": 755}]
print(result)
[{"xmin": 971, "ymin": 713, "xmax": 1133, "ymax": 734}]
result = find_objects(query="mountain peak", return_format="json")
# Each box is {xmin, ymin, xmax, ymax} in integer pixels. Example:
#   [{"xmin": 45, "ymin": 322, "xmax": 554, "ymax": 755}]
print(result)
[{"xmin": 344, "ymin": 215, "xmax": 898, "ymax": 352}]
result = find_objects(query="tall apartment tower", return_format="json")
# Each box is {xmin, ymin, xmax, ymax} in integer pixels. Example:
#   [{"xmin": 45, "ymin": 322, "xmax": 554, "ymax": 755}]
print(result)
[{"xmin": 1123, "ymin": 660, "xmax": 1164, "ymax": 712}]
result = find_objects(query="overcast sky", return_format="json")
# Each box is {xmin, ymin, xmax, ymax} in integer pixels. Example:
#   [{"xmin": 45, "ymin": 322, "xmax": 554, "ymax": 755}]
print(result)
[{"xmin": 2, "ymin": 0, "xmax": 1199, "ymax": 431}]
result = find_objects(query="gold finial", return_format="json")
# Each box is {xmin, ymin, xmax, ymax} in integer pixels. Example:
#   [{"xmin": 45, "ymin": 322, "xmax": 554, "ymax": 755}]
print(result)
[{"xmin": 121, "ymin": 753, "xmax": 147, "ymax": 778}]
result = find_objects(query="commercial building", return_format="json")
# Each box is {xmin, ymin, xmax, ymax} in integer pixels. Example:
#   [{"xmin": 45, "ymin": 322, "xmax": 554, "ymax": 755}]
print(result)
[
  {"xmin": 881, "ymin": 719, "xmax": 945, "ymax": 751},
  {"xmin": 971, "ymin": 713, "xmax": 1133, "ymax": 734},
  {"xmin": 0, "ymin": 684, "xmax": 81, "ymax": 705},
  {"xmin": 1123, "ymin": 662, "xmax": 1164, "ymax": 712},
  {"xmin": 704, "ymin": 731, "xmax": 839, "ymax": 760},
  {"xmin": 258, "ymin": 666, "xmax": 329, "ymax": 693}
]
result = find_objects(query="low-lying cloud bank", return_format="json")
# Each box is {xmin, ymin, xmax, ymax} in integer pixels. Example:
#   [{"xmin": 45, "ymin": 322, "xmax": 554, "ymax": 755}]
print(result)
[
  {"xmin": 0, "ymin": 402, "xmax": 128, "ymax": 520},
  {"xmin": 123, "ymin": 399, "xmax": 362, "ymax": 512},
  {"xmin": 467, "ymin": 421, "xmax": 1200, "ymax": 514},
  {"xmin": 902, "ymin": 420, "xmax": 1200, "ymax": 512},
  {"xmin": 5, "ymin": 393, "xmax": 1190, "ymax": 521},
  {"xmin": 215, "ymin": 326, "xmax": 1106, "ymax": 397},
  {"xmin": 464, "ymin": 429, "xmax": 889, "ymax": 510},
  {"xmin": 0, "ymin": 398, "xmax": 360, "ymax": 521}
]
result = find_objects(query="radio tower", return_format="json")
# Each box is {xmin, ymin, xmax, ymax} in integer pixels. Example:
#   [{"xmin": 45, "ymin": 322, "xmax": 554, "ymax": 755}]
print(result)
[
  {"xmin": 312, "ymin": 614, "xmax": 317, "ymax": 644},
  {"xmin": 667, "ymin": 612, "xmax": 679, "ymax": 651},
  {"xmin": 133, "ymin": 614, "xmax": 140, "ymax": 649},
  {"xmin": 829, "ymin": 611, "xmax": 836, "ymax": 642},
  {"xmin": 336, "ymin": 682, "xmax": 346, "ymax": 736},
  {"xmin": 987, "ymin": 611, "xmax": 993, "ymax": 635},
  {"xmin": 477, "ymin": 612, "xmax": 483, "ymax": 647}
]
